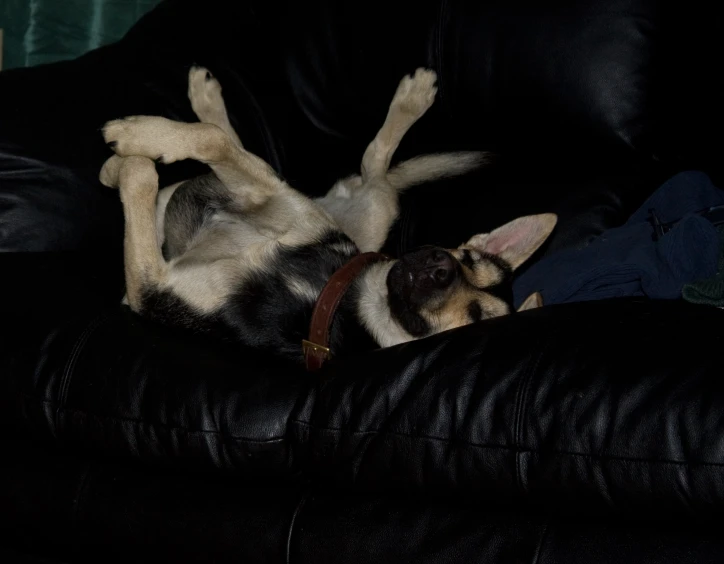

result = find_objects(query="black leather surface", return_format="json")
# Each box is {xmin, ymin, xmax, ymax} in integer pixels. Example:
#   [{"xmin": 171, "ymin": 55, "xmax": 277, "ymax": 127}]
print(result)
[
  {"xmin": 3, "ymin": 439, "xmax": 724, "ymax": 563},
  {"xmin": 0, "ymin": 439, "xmax": 299, "ymax": 563},
  {"xmin": 2, "ymin": 0, "xmax": 724, "ymax": 561},
  {"xmin": 4, "ymin": 268, "xmax": 724, "ymax": 518},
  {"xmin": 294, "ymin": 494, "xmax": 724, "ymax": 564},
  {"xmin": 287, "ymin": 0, "xmax": 652, "ymax": 156}
]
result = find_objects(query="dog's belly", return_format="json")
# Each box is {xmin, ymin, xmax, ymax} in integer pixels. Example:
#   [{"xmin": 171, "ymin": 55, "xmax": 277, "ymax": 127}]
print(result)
[
  {"xmin": 208, "ymin": 214, "xmax": 273, "ymax": 248},
  {"xmin": 164, "ymin": 225, "xmax": 278, "ymax": 314}
]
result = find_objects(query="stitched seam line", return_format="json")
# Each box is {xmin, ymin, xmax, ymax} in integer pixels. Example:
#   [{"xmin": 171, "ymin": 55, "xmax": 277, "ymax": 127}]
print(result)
[
  {"xmin": 513, "ymin": 336, "xmax": 547, "ymax": 495},
  {"xmin": 51, "ymin": 403, "xmax": 286, "ymax": 443},
  {"xmin": 42, "ymin": 400, "xmax": 724, "ymax": 469},
  {"xmin": 286, "ymin": 490, "xmax": 309, "ymax": 564},
  {"xmin": 513, "ymin": 361, "xmax": 526, "ymax": 492},
  {"xmin": 532, "ymin": 520, "xmax": 550, "ymax": 564},
  {"xmin": 34, "ymin": 398, "xmax": 724, "ymax": 467},
  {"xmin": 54, "ymin": 314, "xmax": 108, "ymax": 435},
  {"xmin": 290, "ymin": 420, "xmax": 724, "ymax": 468}
]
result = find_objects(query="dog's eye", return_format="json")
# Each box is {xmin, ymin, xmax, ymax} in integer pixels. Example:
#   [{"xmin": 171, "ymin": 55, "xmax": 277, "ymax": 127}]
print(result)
[
  {"xmin": 460, "ymin": 249, "xmax": 476, "ymax": 270},
  {"xmin": 467, "ymin": 301, "xmax": 483, "ymax": 322}
]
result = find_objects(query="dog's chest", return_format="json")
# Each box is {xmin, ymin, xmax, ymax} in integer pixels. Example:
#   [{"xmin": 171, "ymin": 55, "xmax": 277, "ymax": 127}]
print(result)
[{"xmin": 215, "ymin": 229, "xmax": 360, "ymax": 356}]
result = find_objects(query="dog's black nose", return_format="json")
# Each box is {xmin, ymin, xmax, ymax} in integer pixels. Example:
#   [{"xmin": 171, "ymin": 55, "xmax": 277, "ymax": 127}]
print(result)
[{"xmin": 414, "ymin": 249, "xmax": 455, "ymax": 289}]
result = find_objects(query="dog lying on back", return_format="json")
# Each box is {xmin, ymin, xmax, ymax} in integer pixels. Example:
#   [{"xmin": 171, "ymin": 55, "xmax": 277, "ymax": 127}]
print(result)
[{"xmin": 99, "ymin": 67, "xmax": 556, "ymax": 365}]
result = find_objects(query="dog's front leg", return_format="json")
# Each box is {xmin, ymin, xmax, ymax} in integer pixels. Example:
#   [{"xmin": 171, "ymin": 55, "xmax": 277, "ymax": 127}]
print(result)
[
  {"xmin": 100, "ymin": 155, "xmax": 167, "ymax": 310},
  {"xmin": 102, "ymin": 117, "xmax": 280, "ymax": 212}
]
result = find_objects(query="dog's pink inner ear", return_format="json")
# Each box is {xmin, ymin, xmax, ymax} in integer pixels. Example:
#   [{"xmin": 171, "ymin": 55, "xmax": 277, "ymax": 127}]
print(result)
[{"xmin": 464, "ymin": 213, "xmax": 557, "ymax": 270}]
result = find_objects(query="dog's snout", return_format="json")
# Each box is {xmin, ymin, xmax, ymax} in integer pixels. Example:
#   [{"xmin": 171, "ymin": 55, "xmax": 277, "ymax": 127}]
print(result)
[
  {"xmin": 428, "ymin": 250, "xmax": 451, "ymax": 268},
  {"xmin": 415, "ymin": 249, "xmax": 455, "ymax": 289}
]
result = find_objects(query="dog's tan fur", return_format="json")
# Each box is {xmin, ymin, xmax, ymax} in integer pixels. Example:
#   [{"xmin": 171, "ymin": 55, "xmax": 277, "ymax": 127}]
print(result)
[
  {"xmin": 314, "ymin": 69, "xmax": 475, "ymax": 252},
  {"xmin": 101, "ymin": 66, "xmax": 555, "ymax": 350},
  {"xmin": 102, "ymin": 74, "xmax": 337, "ymax": 313}
]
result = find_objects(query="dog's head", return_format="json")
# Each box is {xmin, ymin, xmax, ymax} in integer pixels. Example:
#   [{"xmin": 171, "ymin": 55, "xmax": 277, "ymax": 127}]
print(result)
[{"xmin": 386, "ymin": 213, "xmax": 556, "ymax": 338}]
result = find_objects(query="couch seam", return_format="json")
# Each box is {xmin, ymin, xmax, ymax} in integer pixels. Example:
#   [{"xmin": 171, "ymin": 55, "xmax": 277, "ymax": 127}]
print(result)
[
  {"xmin": 36, "ymin": 396, "xmax": 724, "ymax": 468},
  {"xmin": 40, "ymin": 398, "xmax": 724, "ymax": 469},
  {"xmin": 513, "ymin": 337, "xmax": 547, "ymax": 495},
  {"xmin": 286, "ymin": 489, "xmax": 309, "ymax": 564},
  {"xmin": 49, "ymin": 403, "xmax": 287, "ymax": 443},
  {"xmin": 531, "ymin": 520, "xmax": 550, "ymax": 564},
  {"xmin": 54, "ymin": 314, "xmax": 109, "ymax": 437},
  {"xmin": 290, "ymin": 419, "xmax": 724, "ymax": 468},
  {"xmin": 43, "ymin": 400, "xmax": 724, "ymax": 468}
]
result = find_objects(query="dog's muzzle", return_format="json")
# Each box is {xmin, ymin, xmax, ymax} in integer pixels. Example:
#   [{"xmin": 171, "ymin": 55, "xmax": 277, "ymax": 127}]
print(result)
[
  {"xmin": 407, "ymin": 248, "xmax": 456, "ymax": 290},
  {"xmin": 391, "ymin": 248, "xmax": 459, "ymax": 300}
]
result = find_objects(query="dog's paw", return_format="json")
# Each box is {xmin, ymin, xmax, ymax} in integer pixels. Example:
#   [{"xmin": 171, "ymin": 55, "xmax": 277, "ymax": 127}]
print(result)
[
  {"xmin": 188, "ymin": 66, "xmax": 227, "ymax": 125},
  {"xmin": 100, "ymin": 154, "xmax": 158, "ymax": 195},
  {"xmin": 99, "ymin": 155, "xmax": 124, "ymax": 188},
  {"xmin": 103, "ymin": 116, "xmax": 184, "ymax": 164},
  {"xmin": 392, "ymin": 67, "xmax": 438, "ymax": 118},
  {"xmin": 117, "ymin": 156, "xmax": 158, "ymax": 194}
]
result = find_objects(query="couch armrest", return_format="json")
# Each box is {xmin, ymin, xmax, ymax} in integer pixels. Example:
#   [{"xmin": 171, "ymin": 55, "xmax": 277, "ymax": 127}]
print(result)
[{"xmin": 3, "ymin": 290, "xmax": 724, "ymax": 518}]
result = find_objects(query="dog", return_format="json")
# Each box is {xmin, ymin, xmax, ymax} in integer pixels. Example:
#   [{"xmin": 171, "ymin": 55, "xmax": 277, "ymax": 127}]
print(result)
[{"xmin": 99, "ymin": 66, "xmax": 556, "ymax": 366}]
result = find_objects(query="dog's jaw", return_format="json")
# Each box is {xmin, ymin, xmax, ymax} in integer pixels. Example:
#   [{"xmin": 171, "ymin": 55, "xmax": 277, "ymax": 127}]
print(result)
[{"xmin": 354, "ymin": 261, "xmax": 417, "ymax": 349}]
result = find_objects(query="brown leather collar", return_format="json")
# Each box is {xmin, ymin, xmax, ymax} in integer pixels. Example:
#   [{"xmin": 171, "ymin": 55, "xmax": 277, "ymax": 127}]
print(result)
[{"xmin": 304, "ymin": 251, "xmax": 390, "ymax": 371}]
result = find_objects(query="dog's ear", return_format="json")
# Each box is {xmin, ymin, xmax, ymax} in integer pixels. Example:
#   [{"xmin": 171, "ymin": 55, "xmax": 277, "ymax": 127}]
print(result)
[
  {"xmin": 517, "ymin": 291, "xmax": 543, "ymax": 312},
  {"xmin": 462, "ymin": 213, "xmax": 557, "ymax": 270}
]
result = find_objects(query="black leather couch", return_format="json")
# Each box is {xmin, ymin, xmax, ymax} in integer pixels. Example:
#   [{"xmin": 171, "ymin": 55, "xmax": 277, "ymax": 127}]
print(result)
[{"xmin": 2, "ymin": 0, "xmax": 724, "ymax": 562}]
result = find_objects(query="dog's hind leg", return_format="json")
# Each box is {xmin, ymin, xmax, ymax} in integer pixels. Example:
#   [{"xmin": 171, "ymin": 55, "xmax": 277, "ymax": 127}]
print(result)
[
  {"xmin": 187, "ymin": 66, "xmax": 244, "ymax": 149},
  {"xmin": 155, "ymin": 182, "xmax": 183, "ymax": 248},
  {"xmin": 315, "ymin": 68, "xmax": 438, "ymax": 251},
  {"xmin": 99, "ymin": 155, "xmax": 168, "ymax": 310},
  {"xmin": 360, "ymin": 67, "xmax": 437, "ymax": 182}
]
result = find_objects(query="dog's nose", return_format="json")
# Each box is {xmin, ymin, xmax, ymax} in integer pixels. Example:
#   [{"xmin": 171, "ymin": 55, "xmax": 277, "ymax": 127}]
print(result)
[{"xmin": 415, "ymin": 249, "xmax": 455, "ymax": 288}]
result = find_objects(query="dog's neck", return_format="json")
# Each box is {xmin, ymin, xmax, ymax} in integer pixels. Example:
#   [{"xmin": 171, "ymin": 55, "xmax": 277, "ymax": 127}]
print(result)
[{"xmin": 326, "ymin": 261, "xmax": 414, "ymax": 358}]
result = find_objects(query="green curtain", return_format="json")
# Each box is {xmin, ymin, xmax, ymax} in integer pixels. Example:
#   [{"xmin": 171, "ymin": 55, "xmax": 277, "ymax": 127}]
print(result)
[{"xmin": 1, "ymin": 0, "xmax": 161, "ymax": 70}]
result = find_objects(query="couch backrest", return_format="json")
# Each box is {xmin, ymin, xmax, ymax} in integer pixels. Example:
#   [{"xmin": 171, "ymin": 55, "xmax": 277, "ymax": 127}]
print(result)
[
  {"xmin": 0, "ymin": 0, "xmax": 720, "ymax": 257},
  {"xmin": 283, "ymin": 0, "xmax": 723, "ymax": 175}
]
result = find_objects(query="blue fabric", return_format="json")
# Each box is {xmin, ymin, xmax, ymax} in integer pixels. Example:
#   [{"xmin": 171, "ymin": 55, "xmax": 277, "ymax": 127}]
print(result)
[{"xmin": 513, "ymin": 171, "xmax": 724, "ymax": 308}]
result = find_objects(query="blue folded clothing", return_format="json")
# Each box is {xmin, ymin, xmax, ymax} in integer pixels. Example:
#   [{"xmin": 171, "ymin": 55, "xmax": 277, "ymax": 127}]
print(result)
[{"xmin": 513, "ymin": 171, "xmax": 724, "ymax": 308}]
